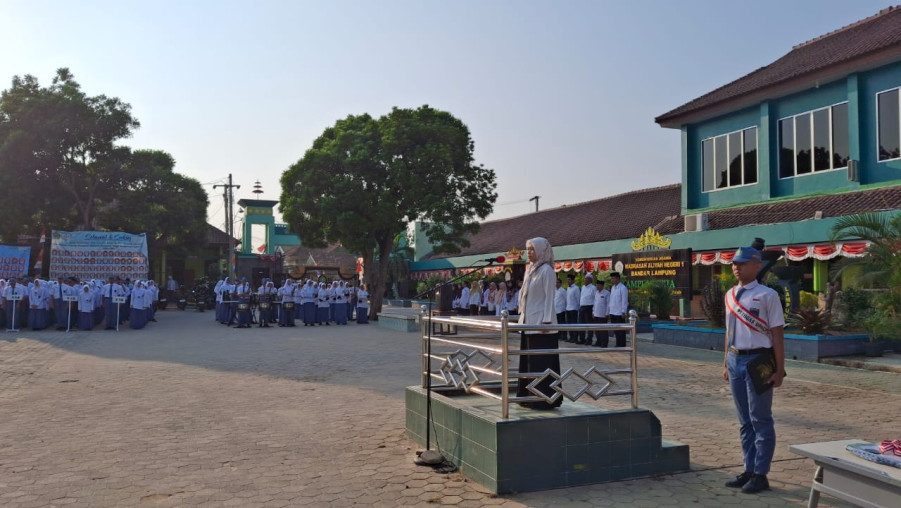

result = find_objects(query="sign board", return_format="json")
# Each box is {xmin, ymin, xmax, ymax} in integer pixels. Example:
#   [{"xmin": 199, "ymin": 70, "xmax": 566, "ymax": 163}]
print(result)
[
  {"xmin": 63, "ymin": 295, "xmax": 79, "ymax": 302},
  {"xmin": 0, "ymin": 245, "xmax": 31, "ymax": 279},
  {"xmin": 112, "ymin": 296, "xmax": 127, "ymax": 304},
  {"xmin": 612, "ymin": 248, "xmax": 693, "ymax": 299},
  {"xmin": 5, "ymin": 293, "xmax": 23, "ymax": 301},
  {"xmin": 49, "ymin": 230, "xmax": 149, "ymax": 281}
]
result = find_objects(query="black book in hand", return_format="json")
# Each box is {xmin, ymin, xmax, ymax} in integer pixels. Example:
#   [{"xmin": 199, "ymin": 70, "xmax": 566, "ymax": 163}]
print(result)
[{"xmin": 746, "ymin": 350, "xmax": 777, "ymax": 395}]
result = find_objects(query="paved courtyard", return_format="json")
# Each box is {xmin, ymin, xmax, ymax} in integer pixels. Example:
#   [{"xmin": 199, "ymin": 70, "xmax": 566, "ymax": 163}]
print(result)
[{"xmin": 0, "ymin": 309, "xmax": 897, "ymax": 507}]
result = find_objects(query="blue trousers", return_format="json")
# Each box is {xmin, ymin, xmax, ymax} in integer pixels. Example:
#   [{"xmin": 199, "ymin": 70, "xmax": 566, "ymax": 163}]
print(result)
[{"xmin": 727, "ymin": 351, "xmax": 776, "ymax": 476}]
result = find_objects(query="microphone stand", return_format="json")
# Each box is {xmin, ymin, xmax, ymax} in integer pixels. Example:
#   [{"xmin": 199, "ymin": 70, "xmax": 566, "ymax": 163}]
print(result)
[{"xmin": 413, "ymin": 259, "xmax": 497, "ymax": 467}]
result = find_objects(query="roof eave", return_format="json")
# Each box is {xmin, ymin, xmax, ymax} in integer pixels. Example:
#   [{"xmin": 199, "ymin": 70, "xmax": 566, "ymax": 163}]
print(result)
[{"xmin": 655, "ymin": 46, "xmax": 901, "ymax": 129}]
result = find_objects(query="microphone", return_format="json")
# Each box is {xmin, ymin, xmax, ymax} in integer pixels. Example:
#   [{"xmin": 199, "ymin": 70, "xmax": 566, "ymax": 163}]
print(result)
[{"xmin": 481, "ymin": 256, "xmax": 506, "ymax": 264}]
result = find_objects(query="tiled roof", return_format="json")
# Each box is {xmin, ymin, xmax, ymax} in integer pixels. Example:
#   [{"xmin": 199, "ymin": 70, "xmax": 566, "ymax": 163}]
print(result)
[
  {"xmin": 283, "ymin": 243, "xmax": 357, "ymax": 268},
  {"xmin": 655, "ymin": 186, "xmax": 901, "ymax": 235},
  {"xmin": 425, "ymin": 184, "xmax": 901, "ymax": 261},
  {"xmin": 206, "ymin": 224, "xmax": 239, "ymax": 246},
  {"xmin": 424, "ymin": 184, "xmax": 683, "ymax": 259},
  {"xmin": 656, "ymin": 6, "xmax": 901, "ymax": 127}
]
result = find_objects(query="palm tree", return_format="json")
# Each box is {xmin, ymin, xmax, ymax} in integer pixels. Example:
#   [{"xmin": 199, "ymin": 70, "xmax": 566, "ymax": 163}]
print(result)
[
  {"xmin": 830, "ymin": 212, "xmax": 901, "ymax": 340},
  {"xmin": 830, "ymin": 212, "xmax": 901, "ymax": 289}
]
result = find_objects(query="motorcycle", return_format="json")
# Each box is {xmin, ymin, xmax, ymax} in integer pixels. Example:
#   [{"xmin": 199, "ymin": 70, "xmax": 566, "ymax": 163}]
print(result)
[{"xmin": 189, "ymin": 277, "xmax": 216, "ymax": 312}]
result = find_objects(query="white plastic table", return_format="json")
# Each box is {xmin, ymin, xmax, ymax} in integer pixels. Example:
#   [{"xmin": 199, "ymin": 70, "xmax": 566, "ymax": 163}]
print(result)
[{"xmin": 789, "ymin": 439, "xmax": 901, "ymax": 508}]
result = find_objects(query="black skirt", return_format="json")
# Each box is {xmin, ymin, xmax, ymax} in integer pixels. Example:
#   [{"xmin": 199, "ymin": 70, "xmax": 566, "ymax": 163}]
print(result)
[{"xmin": 516, "ymin": 332, "xmax": 562, "ymax": 409}]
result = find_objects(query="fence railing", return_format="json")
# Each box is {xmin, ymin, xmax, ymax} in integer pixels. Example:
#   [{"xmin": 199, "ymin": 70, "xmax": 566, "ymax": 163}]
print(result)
[{"xmin": 420, "ymin": 308, "xmax": 640, "ymax": 419}]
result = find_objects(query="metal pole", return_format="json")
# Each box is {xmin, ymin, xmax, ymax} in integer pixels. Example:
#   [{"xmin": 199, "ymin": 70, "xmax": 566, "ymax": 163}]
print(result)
[
  {"xmin": 629, "ymin": 309, "xmax": 639, "ymax": 409},
  {"xmin": 501, "ymin": 310, "xmax": 510, "ymax": 420}
]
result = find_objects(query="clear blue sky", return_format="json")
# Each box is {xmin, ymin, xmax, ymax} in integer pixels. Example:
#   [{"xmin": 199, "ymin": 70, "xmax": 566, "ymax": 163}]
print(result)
[{"xmin": 1, "ymin": 0, "xmax": 893, "ymax": 247}]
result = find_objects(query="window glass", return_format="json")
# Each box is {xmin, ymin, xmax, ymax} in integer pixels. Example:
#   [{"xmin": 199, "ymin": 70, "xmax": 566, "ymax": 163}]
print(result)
[
  {"xmin": 714, "ymin": 136, "xmax": 727, "ymax": 188},
  {"xmin": 743, "ymin": 128, "xmax": 757, "ymax": 184},
  {"xmin": 779, "ymin": 119, "xmax": 794, "ymax": 178},
  {"xmin": 878, "ymin": 89, "xmax": 900, "ymax": 161},
  {"xmin": 795, "ymin": 113, "xmax": 812, "ymax": 174},
  {"xmin": 812, "ymin": 108, "xmax": 830, "ymax": 171},
  {"xmin": 832, "ymin": 103, "xmax": 849, "ymax": 168},
  {"xmin": 702, "ymin": 139, "xmax": 714, "ymax": 192},
  {"xmin": 728, "ymin": 131, "xmax": 742, "ymax": 186}
]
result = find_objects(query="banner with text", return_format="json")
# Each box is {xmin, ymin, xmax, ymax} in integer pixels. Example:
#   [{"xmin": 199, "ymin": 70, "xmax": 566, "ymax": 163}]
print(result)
[
  {"xmin": 612, "ymin": 248, "xmax": 692, "ymax": 299},
  {"xmin": 0, "ymin": 245, "xmax": 31, "ymax": 279},
  {"xmin": 50, "ymin": 231, "xmax": 149, "ymax": 281}
]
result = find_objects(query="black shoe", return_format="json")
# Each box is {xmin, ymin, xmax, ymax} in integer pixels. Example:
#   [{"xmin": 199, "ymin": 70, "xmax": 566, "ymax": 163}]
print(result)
[
  {"xmin": 741, "ymin": 474, "xmax": 769, "ymax": 493},
  {"xmin": 725, "ymin": 471, "xmax": 753, "ymax": 488}
]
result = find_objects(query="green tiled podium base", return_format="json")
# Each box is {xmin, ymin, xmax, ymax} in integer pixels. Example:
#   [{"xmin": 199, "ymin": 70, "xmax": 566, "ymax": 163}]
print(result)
[{"xmin": 405, "ymin": 386, "xmax": 689, "ymax": 494}]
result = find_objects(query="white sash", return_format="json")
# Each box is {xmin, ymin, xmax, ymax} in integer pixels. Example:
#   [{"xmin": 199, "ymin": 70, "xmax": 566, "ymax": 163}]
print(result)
[{"xmin": 726, "ymin": 287, "xmax": 769, "ymax": 335}]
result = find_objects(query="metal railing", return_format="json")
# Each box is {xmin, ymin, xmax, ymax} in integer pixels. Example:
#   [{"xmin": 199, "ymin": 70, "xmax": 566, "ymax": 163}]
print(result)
[{"xmin": 420, "ymin": 308, "xmax": 640, "ymax": 419}]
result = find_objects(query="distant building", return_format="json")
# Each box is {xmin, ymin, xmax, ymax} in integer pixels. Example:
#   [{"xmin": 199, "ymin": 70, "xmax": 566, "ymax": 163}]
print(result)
[{"xmin": 409, "ymin": 6, "xmax": 901, "ymax": 316}]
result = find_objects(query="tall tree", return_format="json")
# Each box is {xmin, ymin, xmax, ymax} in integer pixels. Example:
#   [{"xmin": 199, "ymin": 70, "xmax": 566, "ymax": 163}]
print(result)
[
  {"xmin": 280, "ymin": 105, "xmax": 497, "ymax": 318},
  {"xmin": 0, "ymin": 68, "xmax": 139, "ymax": 239},
  {"xmin": 97, "ymin": 149, "xmax": 209, "ymax": 257}
]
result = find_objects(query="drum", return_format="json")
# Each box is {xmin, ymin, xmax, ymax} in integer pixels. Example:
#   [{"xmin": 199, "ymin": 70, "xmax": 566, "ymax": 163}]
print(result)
[
  {"xmin": 238, "ymin": 303, "xmax": 250, "ymax": 311},
  {"xmin": 284, "ymin": 302, "xmax": 295, "ymax": 310},
  {"xmin": 259, "ymin": 302, "xmax": 270, "ymax": 310}
]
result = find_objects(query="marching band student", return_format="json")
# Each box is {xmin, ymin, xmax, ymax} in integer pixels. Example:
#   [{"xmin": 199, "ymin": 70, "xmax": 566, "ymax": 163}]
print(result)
[
  {"xmin": 316, "ymin": 282, "xmax": 330, "ymax": 325},
  {"xmin": 333, "ymin": 281, "xmax": 348, "ymax": 325},
  {"xmin": 300, "ymin": 279, "xmax": 316, "ymax": 326},
  {"xmin": 278, "ymin": 280, "xmax": 296, "ymax": 327},
  {"xmin": 256, "ymin": 279, "xmax": 275, "ymax": 328},
  {"xmin": 234, "ymin": 277, "xmax": 253, "ymax": 328},
  {"xmin": 130, "ymin": 281, "xmax": 148, "ymax": 329},
  {"xmin": 356, "ymin": 284, "xmax": 369, "ymax": 324},
  {"xmin": 345, "ymin": 281, "xmax": 355, "ymax": 322},
  {"xmin": 327, "ymin": 281, "xmax": 338, "ymax": 324},
  {"xmin": 27, "ymin": 279, "xmax": 49, "ymax": 330},
  {"xmin": 77, "ymin": 283, "xmax": 95, "ymax": 330}
]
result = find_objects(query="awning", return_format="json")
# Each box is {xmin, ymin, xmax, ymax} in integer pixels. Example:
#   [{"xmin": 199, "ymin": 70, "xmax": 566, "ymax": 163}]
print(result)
[{"xmin": 691, "ymin": 242, "xmax": 870, "ymax": 265}]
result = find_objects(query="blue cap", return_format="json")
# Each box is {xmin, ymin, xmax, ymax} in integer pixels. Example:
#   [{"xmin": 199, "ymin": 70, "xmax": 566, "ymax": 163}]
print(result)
[{"xmin": 733, "ymin": 246, "xmax": 762, "ymax": 263}]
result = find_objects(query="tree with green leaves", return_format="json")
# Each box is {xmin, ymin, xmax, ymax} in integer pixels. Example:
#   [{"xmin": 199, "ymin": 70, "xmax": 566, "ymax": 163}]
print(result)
[
  {"xmin": 97, "ymin": 149, "xmax": 209, "ymax": 259},
  {"xmin": 0, "ymin": 68, "xmax": 140, "ymax": 238},
  {"xmin": 280, "ymin": 105, "xmax": 497, "ymax": 319},
  {"xmin": 830, "ymin": 211, "xmax": 901, "ymax": 339}
]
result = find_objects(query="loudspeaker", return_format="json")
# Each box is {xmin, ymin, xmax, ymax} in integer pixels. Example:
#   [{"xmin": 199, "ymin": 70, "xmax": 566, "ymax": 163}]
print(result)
[{"xmin": 436, "ymin": 284, "xmax": 454, "ymax": 312}]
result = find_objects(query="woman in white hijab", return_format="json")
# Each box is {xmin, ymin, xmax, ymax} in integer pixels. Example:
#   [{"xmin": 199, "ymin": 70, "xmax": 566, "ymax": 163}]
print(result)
[{"xmin": 516, "ymin": 237, "xmax": 562, "ymax": 410}]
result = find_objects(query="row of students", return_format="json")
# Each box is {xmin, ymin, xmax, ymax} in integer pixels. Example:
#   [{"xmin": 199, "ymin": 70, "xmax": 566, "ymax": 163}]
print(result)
[
  {"xmin": 213, "ymin": 277, "xmax": 371, "ymax": 328},
  {"xmin": 1, "ymin": 275, "xmax": 160, "ymax": 331},
  {"xmin": 453, "ymin": 280, "xmax": 522, "ymax": 316}
]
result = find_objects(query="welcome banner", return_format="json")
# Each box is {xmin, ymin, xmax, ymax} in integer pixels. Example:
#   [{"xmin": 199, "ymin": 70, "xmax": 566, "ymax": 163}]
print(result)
[
  {"xmin": 50, "ymin": 231, "xmax": 149, "ymax": 281},
  {"xmin": 0, "ymin": 245, "xmax": 31, "ymax": 279}
]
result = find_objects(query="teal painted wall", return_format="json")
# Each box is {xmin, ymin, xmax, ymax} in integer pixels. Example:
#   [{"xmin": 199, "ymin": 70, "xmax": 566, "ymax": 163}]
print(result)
[
  {"xmin": 685, "ymin": 62, "xmax": 901, "ymax": 213},
  {"xmin": 858, "ymin": 61, "xmax": 901, "ymax": 181}
]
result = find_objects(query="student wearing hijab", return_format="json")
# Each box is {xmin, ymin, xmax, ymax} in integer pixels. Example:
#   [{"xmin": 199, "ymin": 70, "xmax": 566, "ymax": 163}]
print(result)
[
  {"xmin": 333, "ymin": 281, "xmax": 348, "ymax": 325},
  {"xmin": 130, "ymin": 281, "xmax": 149, "ymax": 329},
  {"xmin": 300, "ymin": 279, "xmax": 316, "ymax": 326},
  {"xmin": 356, "ymin": 284, "xmax": 370, "ymax": 324},
  {"xmin": 316, "ymin": 282, "xmax": 330, "ymax": 325},
  {"xmin": 77, "ymin": 283, "xmax": 95, "ymax": 330},
  {"xmin": 27, "ymin": 279, "xmax": 49, "ymax": 330},
  {"xmin": 516, "ymin": 237, "xmax": 562, "ymax": 410}
]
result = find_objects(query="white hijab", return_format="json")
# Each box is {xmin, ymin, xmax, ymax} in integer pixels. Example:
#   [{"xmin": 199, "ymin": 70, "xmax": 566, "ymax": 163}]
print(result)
[{"xmin": 519, "ymin": 237, "xmax": 554, "ymax": 313}]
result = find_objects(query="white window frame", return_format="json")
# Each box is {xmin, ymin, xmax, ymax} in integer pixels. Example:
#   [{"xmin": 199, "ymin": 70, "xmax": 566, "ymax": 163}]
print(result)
[
  {"xmin": 700, "ymin": 126, "xmax": 758, "ymax": 193},
  {"xmin": 777, "ymin": 101, "xmax": 849, "ymax": 180},
  {"xmin": 876, "ymin": 87, "xmax": 901, "ymax": 163}
]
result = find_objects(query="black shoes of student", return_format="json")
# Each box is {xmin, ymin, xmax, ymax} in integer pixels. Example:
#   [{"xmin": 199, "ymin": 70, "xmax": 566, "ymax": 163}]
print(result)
[{"xmin": 741, "ymin": 474, "xmax": 769, "ymax": 493}]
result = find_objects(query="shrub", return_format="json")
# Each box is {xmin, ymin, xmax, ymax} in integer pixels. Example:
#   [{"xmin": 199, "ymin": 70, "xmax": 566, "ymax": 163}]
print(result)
[
  {"xmin": 636, "ymin": 280, "xmax": 675, "ymax": 320},
  {"xmin": 700, "ymin": 281, "xmax": 726, "ymax": 328},
  {"xmin": 785, "ymin": 308, "xmax": 832, "ymax": 335},
  {"xmin": 799, "ymin": 290, "xmax": 819, "ymax": 309}
]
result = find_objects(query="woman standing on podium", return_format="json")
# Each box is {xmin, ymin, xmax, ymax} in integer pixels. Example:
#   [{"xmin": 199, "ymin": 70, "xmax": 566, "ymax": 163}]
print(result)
[{"xmin": 515, "ymin": 237, "xmax": 562, "ymax": 410}]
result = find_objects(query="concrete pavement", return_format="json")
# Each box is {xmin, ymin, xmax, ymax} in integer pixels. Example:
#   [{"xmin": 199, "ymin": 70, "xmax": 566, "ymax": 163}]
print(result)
[{"xmin": 0, "ymin": 308, "xmax": 898, "ymax": 507}]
